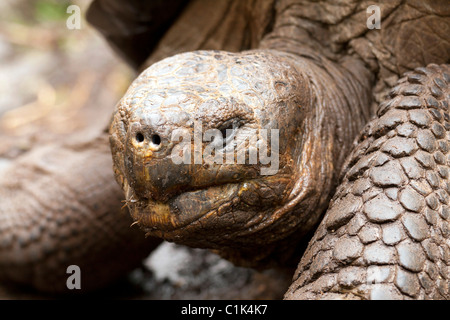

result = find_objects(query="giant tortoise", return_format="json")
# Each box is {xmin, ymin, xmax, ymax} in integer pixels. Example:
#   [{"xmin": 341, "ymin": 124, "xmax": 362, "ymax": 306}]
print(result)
[{"xmin": 0, "ymin": 0, "xmax": 449, "ymax": 300}]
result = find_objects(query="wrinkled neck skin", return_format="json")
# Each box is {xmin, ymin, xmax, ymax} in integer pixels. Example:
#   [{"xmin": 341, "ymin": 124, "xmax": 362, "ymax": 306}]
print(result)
[
  {"xmin": 111, "ymin": 14, "xmax": 374, "ymax": 268},
  {"xmin": 222, "ymin": 48, "xmax": 373, "ymax": 266}
]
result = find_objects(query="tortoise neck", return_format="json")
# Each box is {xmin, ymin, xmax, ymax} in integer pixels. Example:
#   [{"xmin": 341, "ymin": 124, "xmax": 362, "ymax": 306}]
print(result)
[
  {"xmin": 259, "ymin": 0, "xmax": 337, "ymax": 62},
  {"xmin": 257, "ymin": 48, "xmax": 373, "ymax": 177},
  {"xmin": 258, "ymin": 0, "xmax": 377, "ymax": 120}
]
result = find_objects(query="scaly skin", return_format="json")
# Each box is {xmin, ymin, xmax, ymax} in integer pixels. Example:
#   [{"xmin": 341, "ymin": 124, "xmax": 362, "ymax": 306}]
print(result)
[
  {"xmin": 109, "ymin": 0, "xmax": 449, "ymax": 298},
  {"xmin": 285, "ymin": 64, "xmax": 449, "ymax": 299},
  {"xmin": 110, "ymin": 49, "xmax": 372, "ymax": 267},
  {"xmin": 0, "ymin": 135, "xmax": 160, "ymax": 292},
  {"xmin": 0, "ymin": 0, "xmax": 448, "ymax": 297}
]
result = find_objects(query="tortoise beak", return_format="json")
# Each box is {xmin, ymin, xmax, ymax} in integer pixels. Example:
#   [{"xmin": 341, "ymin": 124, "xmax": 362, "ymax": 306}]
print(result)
[{"xmin": 123, "ymin": 115, "xmax": 194, "ymax": 202}]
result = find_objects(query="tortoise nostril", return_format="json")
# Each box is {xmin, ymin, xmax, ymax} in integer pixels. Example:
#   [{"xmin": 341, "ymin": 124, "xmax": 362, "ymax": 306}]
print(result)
[
  {"xmin": 151, "ymin": 134, "xmax": 161, "ymax": 146},
  {"xmin": 135, "ymin": 132, "xmax": 145, "ymax": 143}
]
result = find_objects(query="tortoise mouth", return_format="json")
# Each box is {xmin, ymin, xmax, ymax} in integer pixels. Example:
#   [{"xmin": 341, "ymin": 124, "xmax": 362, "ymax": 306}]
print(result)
[
  {"xmin": 124, "ymin": 171, "xmax": 294, "ymax": 246},
  {"xmin": 125, "ymin": 177, "xmax": 243, "ymax": 235}
]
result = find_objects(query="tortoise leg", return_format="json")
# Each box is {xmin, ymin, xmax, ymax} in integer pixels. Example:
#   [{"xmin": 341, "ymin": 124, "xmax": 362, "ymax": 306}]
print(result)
[
  {"xmin": 285, "ymin": 64, "xmax": 449, "ymax": 300},
  {"xmin": 0, "ymin": 133, "xmax": 160, "ymax": 293}
]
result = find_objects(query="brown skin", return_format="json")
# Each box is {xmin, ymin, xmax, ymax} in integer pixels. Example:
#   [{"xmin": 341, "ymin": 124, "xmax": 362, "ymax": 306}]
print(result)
[
  {"xmin": 110, "ymin": 0, "xmax": 449, "ymax": 299},
  {"xmin": 0, "ymin": 0, "xmax": 274, "ymax": 294},
  {"xmin": 0, "ymin": 0, "xmax": 448, "ymax": 298},
  {"xmin": 110, "ymin": 49, "xmax": 372, "ymax": 267},
  {"xmin": 0, "ymin": 135, "xmax": 160, "ymax": 292},
  {"xmin": 285, "ymin": 63, "xmax": 450, "ymax": 300}
]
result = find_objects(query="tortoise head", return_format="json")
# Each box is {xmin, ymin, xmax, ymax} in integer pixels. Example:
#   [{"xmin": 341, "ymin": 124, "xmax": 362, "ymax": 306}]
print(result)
[{"xmin": 110, "ymin": 50, "xmax": 341, "ymax": 266}]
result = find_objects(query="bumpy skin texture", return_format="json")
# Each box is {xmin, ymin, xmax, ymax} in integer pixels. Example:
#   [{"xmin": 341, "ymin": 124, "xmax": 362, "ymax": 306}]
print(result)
[
  {"xmin": 1, "ymin": 0, "xmax": 448, "ymax": 297},
  {"xmin": 108, "ymin": 0, "xmax": 449, "ymax": 298},
  {"xmin": 0, "ymin": 0, "xmax": 272, "ymax": 293},
  {"xmin": 285, "ymin": 64, "xmax": 450, "ymax": 300},
  {"xmin": 110, "ymin": 49, "xmax": 371, "ymax": 267},
  {"xmin": 259, "ymin": 0, "xmax": 450, "ymax": 114},
  {"xmin": 0, "ymin": 135, "xmax": 160, "ymax": 292}
]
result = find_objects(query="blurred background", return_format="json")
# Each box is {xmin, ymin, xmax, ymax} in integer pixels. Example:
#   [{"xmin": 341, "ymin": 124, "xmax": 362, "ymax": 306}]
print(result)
[
  {"xmin": 0, "ymin": 0, "xmax": 291, "ymax": 299},
  {"xmin": 0, "ymin": 0, "xmax": 132, "ymax": 165}
]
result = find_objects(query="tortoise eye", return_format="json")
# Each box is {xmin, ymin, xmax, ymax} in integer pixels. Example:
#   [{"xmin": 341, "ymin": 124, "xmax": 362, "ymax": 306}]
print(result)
[
  {"xmin": 219, "ymin": 123, "xmax": 237, "ymax": 149},
  {"xmin": 220, "ymin": 125, "xmax": 232, "ymax": 141}
]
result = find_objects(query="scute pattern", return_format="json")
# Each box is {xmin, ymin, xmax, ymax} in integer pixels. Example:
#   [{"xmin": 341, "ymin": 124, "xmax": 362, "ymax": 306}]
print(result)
[{"xmin": 285, "ymin": 64, "xmax": 449, "ymax": 300}]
